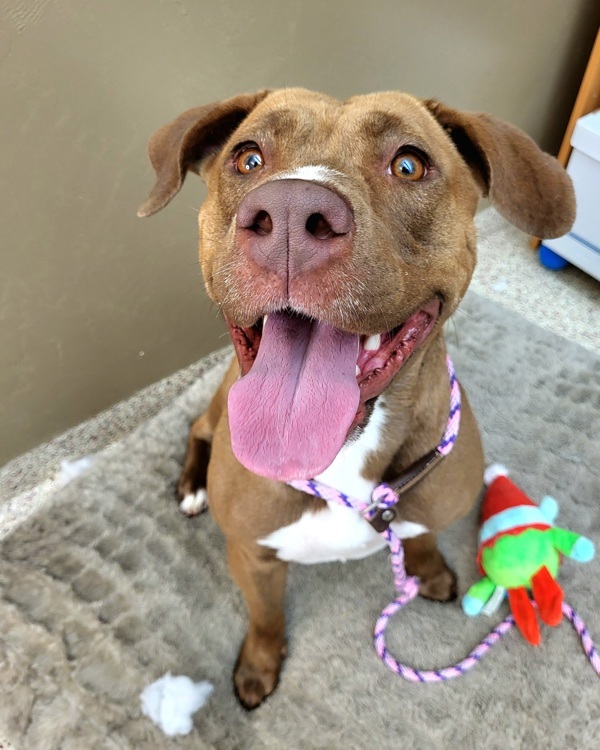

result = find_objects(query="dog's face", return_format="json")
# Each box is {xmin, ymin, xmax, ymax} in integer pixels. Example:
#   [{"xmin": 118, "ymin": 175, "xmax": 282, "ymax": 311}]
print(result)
[{"xmin": 140, "ymin": 88, "xmax": 574, "ymax": 481}]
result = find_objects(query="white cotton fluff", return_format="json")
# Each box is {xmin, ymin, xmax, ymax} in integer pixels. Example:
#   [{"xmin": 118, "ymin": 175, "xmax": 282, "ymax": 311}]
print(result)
[
  {"xmin": 140, "ymin": 672, "xmax": 214, "ymax": 737},
  {"xmin": 59, "ymin": 455, "xmax": 95, "ymax": 486}
]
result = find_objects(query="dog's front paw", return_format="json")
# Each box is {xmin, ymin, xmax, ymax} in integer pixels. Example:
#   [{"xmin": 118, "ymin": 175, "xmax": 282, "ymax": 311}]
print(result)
[
  {"xmin": 177, "ymin": 434, "xmax": 211, "ymax": 514},
  {"xmin": 178, "ymin": 488, "xmax": 209, "ymax": 517},
  {"xmin": 418, "ymin": 567, "xmax": 457, "ymax": 602},
  {"xmin": 234, "ymin": 661, "xmax": 279, "ymax": 710},
  {"xmin": 403, "ymin": 534, "xmax": 458, "ymax": 603},
  {"xmin": 233, "ymin": 639, "xmax": 286, "ymax": 710}
]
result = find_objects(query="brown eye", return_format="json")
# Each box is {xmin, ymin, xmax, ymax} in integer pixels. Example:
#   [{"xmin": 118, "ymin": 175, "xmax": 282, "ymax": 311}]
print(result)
[
  {"xmin": 391, "ymin": 150, "xmax": 427, "ymax": 180},
  {"xmin": 235, "ymin": 147, "xmax": 264, "ymax": 174}
]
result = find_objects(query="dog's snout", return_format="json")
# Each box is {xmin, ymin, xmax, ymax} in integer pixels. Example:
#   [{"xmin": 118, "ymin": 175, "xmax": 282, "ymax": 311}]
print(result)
[{"xmin": 236, "ymin": 179, "xmax": 353, "ymax": 280}]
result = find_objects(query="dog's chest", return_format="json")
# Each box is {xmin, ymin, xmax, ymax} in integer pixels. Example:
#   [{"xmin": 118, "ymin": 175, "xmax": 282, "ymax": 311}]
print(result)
[{"xmin": 258, "ymin": 400, "xmax": 427, "ymax": 564}]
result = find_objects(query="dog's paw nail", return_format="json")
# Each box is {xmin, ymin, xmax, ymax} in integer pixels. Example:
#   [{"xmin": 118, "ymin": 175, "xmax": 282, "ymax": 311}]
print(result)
[{"xmin": 179, "ymin": 489, "xmax": 209, "ymax": 517}]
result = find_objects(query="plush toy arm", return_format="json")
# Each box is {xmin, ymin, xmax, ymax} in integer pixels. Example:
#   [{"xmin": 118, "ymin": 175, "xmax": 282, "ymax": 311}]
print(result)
[
  {"xmin": 539, "ymin": 496, "xmax": 559, "ymax": 523},
  {"xmin": 550, "ymin": 528, "xmax": 595, "ymax": 562},
  {"xmin": 462, "ymin": 576, "xmax": 497, "ymax": 617}
]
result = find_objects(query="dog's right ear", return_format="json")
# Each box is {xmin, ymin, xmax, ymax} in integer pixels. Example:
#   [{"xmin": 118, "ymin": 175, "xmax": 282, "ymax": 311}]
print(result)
[{"xmin": 137, "ymin": 90, "xmax": 270, "ymax": 218}]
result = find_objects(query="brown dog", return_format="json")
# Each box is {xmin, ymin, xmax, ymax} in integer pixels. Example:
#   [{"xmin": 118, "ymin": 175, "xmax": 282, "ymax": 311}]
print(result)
[{"xmin": 139, "ymin": 88, "xmax": 574, "ymax": 709}]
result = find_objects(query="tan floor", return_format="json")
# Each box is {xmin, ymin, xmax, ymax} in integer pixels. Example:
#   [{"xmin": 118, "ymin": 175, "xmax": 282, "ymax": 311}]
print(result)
[{"xmin": 0, "ymin": 208, "xmax": 598, "ymax": 535}]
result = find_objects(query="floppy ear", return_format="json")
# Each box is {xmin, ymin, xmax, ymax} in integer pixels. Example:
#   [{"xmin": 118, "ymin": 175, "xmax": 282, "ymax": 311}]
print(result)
[
  {"xmin": 423, "ymin": 100, "xmax": 575, "ymax": 239},
  {"xmin": 138, "ymin": 90, "xmax": 270, "ymax": 217}
]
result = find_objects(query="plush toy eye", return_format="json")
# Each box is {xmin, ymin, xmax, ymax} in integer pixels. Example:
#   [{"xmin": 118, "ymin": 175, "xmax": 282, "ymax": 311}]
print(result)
[
  {"xmin": 235, "ymin": 146, "xmax": 264, "ymax": 174},
  {"xmin": 390, "ymin": 150, "xmax": 427, "ymax": 181}
]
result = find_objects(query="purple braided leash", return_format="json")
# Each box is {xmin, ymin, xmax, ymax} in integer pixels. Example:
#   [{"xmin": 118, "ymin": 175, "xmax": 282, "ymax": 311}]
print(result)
[
  {"xmin": 561, "ymin": 602, "xmax": 600, "ymax": 675},
  {"xmin": 366, "ymin": 483, "xmax": 518, "ymax": 681},
  {"xmin": 290, "ymin": 356, "xmax": 600, "ymax": 681},
  {"xmin": 438, "ymin": 355, "xmax": 461, "ymax": 457}
]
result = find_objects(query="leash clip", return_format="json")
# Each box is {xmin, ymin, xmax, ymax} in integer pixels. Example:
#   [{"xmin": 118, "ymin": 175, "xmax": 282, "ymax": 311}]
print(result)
[{"xmin": 362, "ymin": 487, "xmax": 399, "ymax": 533}]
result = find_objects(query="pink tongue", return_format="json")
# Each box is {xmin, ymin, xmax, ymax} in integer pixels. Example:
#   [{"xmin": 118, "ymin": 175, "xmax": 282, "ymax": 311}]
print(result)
[{"xmin": 228, "ymin": 313, "xmax": 360, "ymax": 481}]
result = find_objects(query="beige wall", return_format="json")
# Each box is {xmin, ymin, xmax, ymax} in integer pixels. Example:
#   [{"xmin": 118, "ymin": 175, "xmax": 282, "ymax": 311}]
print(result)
[{"xmin": 1, "ymin": 0, "xmax": 598, "ymax": 465}]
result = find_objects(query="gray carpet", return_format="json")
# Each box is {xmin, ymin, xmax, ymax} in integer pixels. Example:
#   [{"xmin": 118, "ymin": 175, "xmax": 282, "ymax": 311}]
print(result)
[{"xmin": 1, "ymin": 292, "xmax": 599, "ymax": 750}]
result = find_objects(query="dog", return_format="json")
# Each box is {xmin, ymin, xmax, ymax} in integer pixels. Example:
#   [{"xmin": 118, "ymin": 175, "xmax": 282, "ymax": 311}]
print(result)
[{"xmin": 138, "ymin": 88, "xmax": 574, "ymax": 709}]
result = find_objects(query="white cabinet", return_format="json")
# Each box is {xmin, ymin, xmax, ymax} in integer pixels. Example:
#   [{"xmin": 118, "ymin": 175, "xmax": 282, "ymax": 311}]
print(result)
[{"xmin": 541, "ymin": 111, "xmax": 600, "ymax": 281}]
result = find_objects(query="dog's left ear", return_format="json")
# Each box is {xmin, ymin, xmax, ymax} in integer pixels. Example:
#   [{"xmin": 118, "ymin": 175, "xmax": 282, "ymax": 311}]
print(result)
[
  {"xmin": 138, "ymin": 90, "xmax": 270, "ymax": 217},
  {"xmin": 423, "ymin": 100, "xmax": 575, "ymax": 239}
]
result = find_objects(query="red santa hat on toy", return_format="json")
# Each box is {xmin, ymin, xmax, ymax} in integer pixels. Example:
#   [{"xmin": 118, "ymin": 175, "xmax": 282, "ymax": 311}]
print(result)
[{"xmin": 477, "ymin": 464, "xmax": 555, "ymax": 565}]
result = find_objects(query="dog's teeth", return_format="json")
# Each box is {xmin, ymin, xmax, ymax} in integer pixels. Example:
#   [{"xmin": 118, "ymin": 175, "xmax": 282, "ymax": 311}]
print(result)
[
  {"xmin": 364, "ymin": 334, "xmax": 381, "ymax": 351},
  {"xmin": 263, "ymin": 314, "xmax": 269, "ymax": 324},
  {"xmin": 355, "ymin": 365, "xmax": 361, "ymax": 376}
]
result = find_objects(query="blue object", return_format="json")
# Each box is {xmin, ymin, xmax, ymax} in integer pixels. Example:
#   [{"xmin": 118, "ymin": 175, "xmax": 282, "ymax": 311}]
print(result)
[
  {"xmin": 539, "ymin": 244, "xmax": 569, "ymax": 271},
  {"xmin": 462, "ymin": 594, "xmax": 484, "ymax": 617},
  {"xmin": 571, "ymin": 536, "xmax": 595, "ymax": 563},
  {"xmin": 539, "ymin": 496, "xmax": 559, "ymax": 523}
]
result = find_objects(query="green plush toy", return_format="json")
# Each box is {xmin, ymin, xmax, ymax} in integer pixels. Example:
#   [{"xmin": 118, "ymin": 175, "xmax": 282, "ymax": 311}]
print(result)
[{"xmin": 462, "ymin": 465, "xmax": 595, "ymax": 645}]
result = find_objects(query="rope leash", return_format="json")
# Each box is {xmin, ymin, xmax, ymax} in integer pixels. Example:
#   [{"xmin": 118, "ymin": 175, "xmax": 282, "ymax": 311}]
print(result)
[
  {"xmin": 290, "ymin": 356, "xmax": 600, "ymax": 681},
  {"xmin": 366, "ymin": 485, "xmax": 600, "ymax": 681},
  {"xmin": 293, "ymin": 474, "xmax": 600, "ymax": 681}
]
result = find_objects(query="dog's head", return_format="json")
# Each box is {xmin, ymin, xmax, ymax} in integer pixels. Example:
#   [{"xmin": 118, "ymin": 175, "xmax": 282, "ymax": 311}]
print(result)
[{"xmin": 139, "ymin": 88, "xmax": 574, "ymax": 481}]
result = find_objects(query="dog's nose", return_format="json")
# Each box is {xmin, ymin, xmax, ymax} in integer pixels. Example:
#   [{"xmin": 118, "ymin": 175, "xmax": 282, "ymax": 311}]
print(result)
[{"xmin": 236, "ymin": 179, "xmax": 354, "ymax": 280}]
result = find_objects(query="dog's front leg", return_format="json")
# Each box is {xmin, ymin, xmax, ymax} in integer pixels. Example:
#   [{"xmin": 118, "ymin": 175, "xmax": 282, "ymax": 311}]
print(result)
[
  {"xmin": 403, "ymin": 533, "xmax": 458, "ymax": 602},
  {"xmin": 227, "ymin": 538, "xmax": 288, "ymax": 710}
]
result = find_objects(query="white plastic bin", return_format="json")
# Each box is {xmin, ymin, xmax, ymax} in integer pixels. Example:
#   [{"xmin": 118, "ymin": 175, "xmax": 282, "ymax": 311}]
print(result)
[{"xmin": 541, "ymin": 110, "xmax": 600, "ymax": 280}]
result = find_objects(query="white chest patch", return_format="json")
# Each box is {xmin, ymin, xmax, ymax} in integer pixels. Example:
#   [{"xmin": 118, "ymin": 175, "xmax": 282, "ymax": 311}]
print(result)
[
  {"xmin": 258, "ymin": 399, "xmax": 428, "ymax": 564},
  {"xmin": 315, "ymin": 397, "xmax": 387, "ymax": 504},
  {"xmin": 259, "ymin": 503, "xmax": 387, "ymax": 564}
]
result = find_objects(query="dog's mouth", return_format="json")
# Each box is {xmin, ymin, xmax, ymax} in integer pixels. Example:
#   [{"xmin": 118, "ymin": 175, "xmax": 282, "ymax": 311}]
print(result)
[{"xmin": 226, "ymin": 298, "xmax": 441, "ymax": 481}]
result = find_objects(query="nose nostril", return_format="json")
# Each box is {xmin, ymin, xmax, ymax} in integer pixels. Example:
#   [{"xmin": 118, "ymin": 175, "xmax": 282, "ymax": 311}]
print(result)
[
  {"xmin": 306, "ymin": 213, "xmax": 336, "ymax": 240},
  {"xmin": 250, "ymin": 210, "xmax": 273, "ymax": 236}
]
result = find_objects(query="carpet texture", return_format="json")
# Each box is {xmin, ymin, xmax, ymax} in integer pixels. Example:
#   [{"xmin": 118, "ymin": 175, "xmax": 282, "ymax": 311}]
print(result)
[{"xmin": 1, "ymin": 293, "xmax": 599, "ymax": 750}]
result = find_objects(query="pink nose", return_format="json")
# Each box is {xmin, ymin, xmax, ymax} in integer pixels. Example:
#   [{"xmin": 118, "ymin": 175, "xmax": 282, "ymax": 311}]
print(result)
[{"xmin": 236, "ymin": 179, "xmax": 354, "ymax": 280}]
